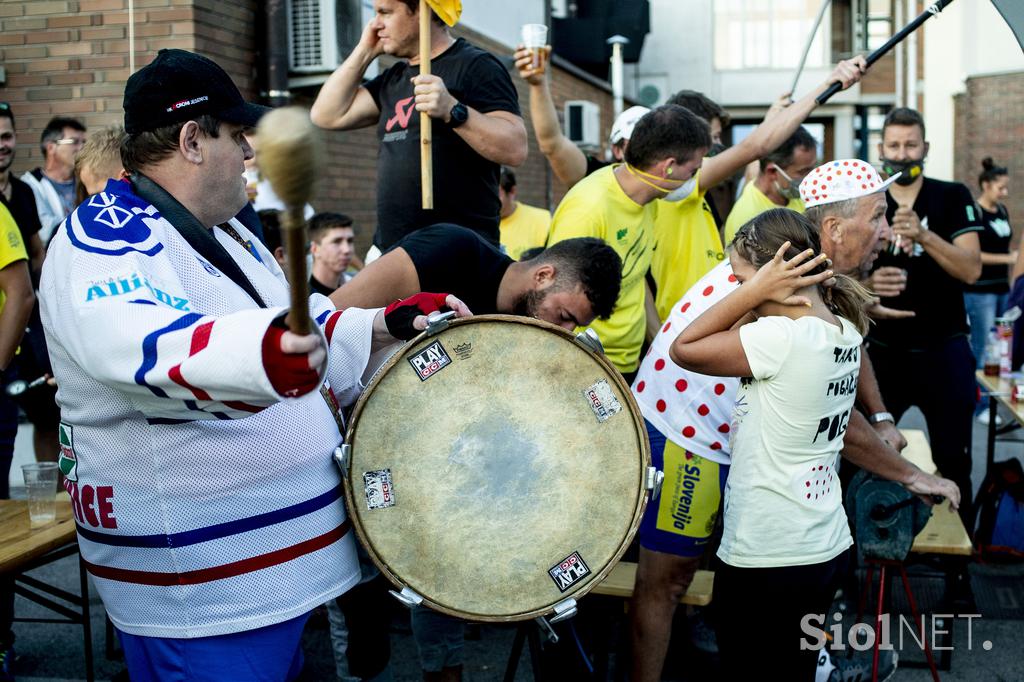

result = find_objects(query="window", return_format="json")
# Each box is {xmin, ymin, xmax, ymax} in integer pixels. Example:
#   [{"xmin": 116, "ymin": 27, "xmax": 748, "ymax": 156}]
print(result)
[
  {"xmin": 854, "ymin": 104, "xmax": 892, "ymax": 165},
  {"xmin": 862, "ymin": 0, "xmax": 893, "ymax": 51},
  {"xmin": 714, "ymin": 0, "xmax": 831, "ymax": 71}
]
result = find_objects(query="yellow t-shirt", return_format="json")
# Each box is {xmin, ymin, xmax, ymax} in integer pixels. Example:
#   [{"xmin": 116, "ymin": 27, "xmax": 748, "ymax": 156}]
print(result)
[
  {"xmin": 650, "ymin": 172, "xmax": 726, "ymax": 322},
  {"xmin": 0, "ymin": 203, "xmax": 29, "ymax": 312},
  {"xmin": 723, "ymin": 182, "xmax": 805, "ymax": 245},
  {"xmin": 500, "ymin": 202, "xmax": 551, "ymax": 261},
  {"xmin": 548, "ymin": 165, "xmax": 655, "ymax": 373}
]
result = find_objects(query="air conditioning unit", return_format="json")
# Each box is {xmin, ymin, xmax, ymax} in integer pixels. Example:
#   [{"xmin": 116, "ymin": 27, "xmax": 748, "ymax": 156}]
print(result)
[
  {"xmin": 288, "ymin": 0, "xmax": 337, "ymax": 72},
  {"xmin": 287, "ymin": 0, "xmax": 361, "ymax": 74},
  {"xmin": 564, "ymin": 100, "xmax": 601, "ymax": 148}
]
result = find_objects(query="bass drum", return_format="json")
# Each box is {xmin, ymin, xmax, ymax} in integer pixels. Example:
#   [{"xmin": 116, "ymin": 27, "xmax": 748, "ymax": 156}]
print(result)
[{"xmin": 341, "ymin": 315, "xmax": 650, "ymax": 622}]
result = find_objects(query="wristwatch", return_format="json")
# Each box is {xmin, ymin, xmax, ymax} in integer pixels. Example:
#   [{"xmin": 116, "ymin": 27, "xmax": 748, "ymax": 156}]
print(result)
[
  {"xmin": 447, "ymin": 101, "xmax": 468, "ymax": 128},
  {"xmin": 868, "ymin": 411, "xmax": 895, "ymax": 425}
]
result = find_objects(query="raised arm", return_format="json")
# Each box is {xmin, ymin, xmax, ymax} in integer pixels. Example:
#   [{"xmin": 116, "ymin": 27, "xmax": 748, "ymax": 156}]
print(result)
[
  {"xmin": 671, "ymin": 245, "xmax": 831, "ymax": 376},
  {"xmin": 513, "ymin": 45, "xmax": 588, "ymax": 187},
  {"xmin": 309, "ymin": 19, "xmax": 383, "ymax": 130},
  {"xmin": 699, "ymin": 57, "xmax": 868, "ymax": 190}
]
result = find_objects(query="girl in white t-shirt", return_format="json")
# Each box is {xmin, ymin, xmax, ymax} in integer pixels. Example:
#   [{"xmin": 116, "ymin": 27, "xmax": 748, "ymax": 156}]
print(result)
[{"xmin": 670, "ymin": 208, "xmax": 873, "ymax": 681}]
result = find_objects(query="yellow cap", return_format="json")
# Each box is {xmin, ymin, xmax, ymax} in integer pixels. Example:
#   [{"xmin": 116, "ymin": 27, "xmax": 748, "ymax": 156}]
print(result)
[{"xmin": 425, "ymin": 0, "xmax": 461, "ymax": 26}]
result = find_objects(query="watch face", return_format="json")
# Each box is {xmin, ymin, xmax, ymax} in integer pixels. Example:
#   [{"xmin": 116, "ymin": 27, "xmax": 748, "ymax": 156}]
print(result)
[{"xmin": 450, "ymin": 103, "xmax": 468, "ymax": 126}]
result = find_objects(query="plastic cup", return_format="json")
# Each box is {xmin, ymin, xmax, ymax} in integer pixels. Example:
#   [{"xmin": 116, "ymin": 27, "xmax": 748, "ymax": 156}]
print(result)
[
  {"xmin": 22, "ymin": 462, "xmax": 59, "ymax": 527},
  {"xmin": 521, "ymin": 24, "xmax": 549, "ymax": 73}
]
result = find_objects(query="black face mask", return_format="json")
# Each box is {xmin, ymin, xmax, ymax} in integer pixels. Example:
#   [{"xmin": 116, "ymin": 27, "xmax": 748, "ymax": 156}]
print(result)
[
  {"xmin": 881, "ymin": 158, "xmax": 924, "ymax": 186},
  {"xmin": 707, "ymin": 142, "xmax": 727, "ymax": 158}
]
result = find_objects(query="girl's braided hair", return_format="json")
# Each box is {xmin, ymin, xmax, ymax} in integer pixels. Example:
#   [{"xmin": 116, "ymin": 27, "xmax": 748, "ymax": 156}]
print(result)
[{"xmin": 730, "ymin": 208, "xmax": 874, "ymax": 335}]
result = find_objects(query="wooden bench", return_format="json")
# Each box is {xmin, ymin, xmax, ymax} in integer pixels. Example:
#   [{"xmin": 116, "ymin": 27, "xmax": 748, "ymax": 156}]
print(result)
[
  {"xmin": 900, "ymin": 428, "xmax": 973, "ymax": 556},
  {"xmin": 592, "ymin": 562, "xmax": 714, "ymax": 606}
]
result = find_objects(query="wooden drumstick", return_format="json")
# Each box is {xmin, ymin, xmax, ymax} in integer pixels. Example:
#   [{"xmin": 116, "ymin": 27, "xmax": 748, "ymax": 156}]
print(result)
[
  {"xmin": 419, "ymin": 0, "xmax": 433, "ymax": 209},
  {"xmin": 255, "ymin": 107, "xmax": 324, "ymax": 335}
]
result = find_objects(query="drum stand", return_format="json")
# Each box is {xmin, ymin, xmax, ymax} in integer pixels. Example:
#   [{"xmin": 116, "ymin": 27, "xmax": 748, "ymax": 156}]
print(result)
[{"xmin": 503, "ymin": 619, "xmax": 552, "ymax": 681}]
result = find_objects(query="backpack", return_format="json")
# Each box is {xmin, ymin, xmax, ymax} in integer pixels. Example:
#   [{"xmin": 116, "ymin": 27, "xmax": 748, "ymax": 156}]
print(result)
[{"xmin": 974, "ymin": 457, "xmax": 1024, "ymax": 559}]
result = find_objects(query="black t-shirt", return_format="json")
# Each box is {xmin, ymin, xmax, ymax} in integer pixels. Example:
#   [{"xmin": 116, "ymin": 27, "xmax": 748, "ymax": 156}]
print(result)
[
  {"xmin": 585, "ymin": 154, "xmax": 610, "ymax": 178},
  {"xmin": 365, "ymin": 38, "xmax": 521, "ymax": 251},
  {"xmin": 868, "ymin": 177, "xmax": 983, "ymax": 350},
  {"xmin": 966, "ymin": 203, "xmax": 1012, "ymax": 294},
  {"xmin": 0, "ymin": 176, "xmax": 43, "ymax": 241},
  {"xmin": 393, "ymin": 223, "xmax": 513, "ymax": 314},
  {"xmin": 309, "ymin": 274, "xmax": 336, "ymax": 298}
]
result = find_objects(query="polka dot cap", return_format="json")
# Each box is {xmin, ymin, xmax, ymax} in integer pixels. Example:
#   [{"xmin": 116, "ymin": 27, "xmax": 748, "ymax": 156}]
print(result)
[{"xmin": 799, "ymin": 159, "xmax": 900, "ymax": 209}]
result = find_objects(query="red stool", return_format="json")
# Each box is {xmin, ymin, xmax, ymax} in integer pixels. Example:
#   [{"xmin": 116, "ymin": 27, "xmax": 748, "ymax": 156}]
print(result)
[{"xmin": 856, "ymin": 558, "xmax": 941, "ymax": 682}]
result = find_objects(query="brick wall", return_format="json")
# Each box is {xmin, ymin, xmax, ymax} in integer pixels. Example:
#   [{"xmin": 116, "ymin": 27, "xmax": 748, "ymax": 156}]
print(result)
[
  {"xmin": 0, "ymin": 0, "xmax": 205, "ymax": 171},
  {"xmin": 1, "ymin": 0, "xmax": 615, "ymax": 257},
  {"xmin": 953, "ymin": 71, "xmax": 1024, "ymax": 236}
]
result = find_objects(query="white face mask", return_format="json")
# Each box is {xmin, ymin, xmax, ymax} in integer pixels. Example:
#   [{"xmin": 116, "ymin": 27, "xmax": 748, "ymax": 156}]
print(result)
[{"xmin": 662, "ymin": 176, "xmax": 698, "ymax": 202}]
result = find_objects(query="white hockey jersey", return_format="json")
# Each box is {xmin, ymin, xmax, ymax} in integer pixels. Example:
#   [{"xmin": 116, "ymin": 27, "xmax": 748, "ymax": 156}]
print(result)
[{"xmin": 39, "ymin": 179, "xmax": 376, "ymax": 638}]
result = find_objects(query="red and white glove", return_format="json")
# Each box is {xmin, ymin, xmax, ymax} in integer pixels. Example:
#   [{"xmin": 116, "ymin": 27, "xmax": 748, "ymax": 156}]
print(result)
[
  {"xmin": 261, "ymin": 321, "xmax": 326, "ymax": 397},
  {"xmin": 383, "ymin": 292, "xmax": 453, "ymax": 341}
]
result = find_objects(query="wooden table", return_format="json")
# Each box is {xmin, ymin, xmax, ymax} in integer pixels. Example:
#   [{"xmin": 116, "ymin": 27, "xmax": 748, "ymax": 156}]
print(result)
[
  {"xmin": 0, "ymin": 498, "xmax": 76, "ymax": 573},
  {"xmin": 0, "ymin": 497, "xmax": 94, "ymax": 682},
  {"xmin": 975, "ymin": 370, "xmax": 1021, "ymax": 476}
]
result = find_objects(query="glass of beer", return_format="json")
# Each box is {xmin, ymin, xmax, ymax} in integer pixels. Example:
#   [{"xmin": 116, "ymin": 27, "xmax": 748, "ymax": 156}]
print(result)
[{"xmin": 522, "ymin": 23, "xmax": 548, "ymax": 74}]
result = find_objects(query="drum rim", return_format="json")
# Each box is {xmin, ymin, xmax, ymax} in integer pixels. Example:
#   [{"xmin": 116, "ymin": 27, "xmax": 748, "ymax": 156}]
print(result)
[{"xmin": 341, "ymin": 314, "xmax": 651, "ymax": 622}]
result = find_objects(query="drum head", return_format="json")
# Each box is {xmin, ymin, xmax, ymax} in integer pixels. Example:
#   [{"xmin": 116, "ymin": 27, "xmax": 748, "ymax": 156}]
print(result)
[{"xmin": 343, "ymin": 315, "xmax": 649, "ymax": 621}]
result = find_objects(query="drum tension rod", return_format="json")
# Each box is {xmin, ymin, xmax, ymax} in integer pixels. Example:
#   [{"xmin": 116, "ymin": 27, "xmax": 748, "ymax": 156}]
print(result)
[
  {"xmin": 425, "ymin": 310, "xmax": 457, "ymax": 336},
  {"xmin": 575, "ymin": 328, "xmax": 604, "ymax": 354},
  {"xmin": 534, "ymin": 616, "xmax": 560, "ymax": 644}
]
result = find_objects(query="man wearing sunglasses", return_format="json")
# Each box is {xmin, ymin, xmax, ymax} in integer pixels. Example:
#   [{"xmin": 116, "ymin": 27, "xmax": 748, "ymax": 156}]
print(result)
[{"xmin": 20, "ymin": 116, "xmax": 87, "ymax": 243}]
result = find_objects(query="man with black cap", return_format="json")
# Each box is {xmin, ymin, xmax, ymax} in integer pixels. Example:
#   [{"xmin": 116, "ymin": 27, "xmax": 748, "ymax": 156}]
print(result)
[{"xmin": 37, "ymin": 49, "xmax": 456, "ymax": 680}]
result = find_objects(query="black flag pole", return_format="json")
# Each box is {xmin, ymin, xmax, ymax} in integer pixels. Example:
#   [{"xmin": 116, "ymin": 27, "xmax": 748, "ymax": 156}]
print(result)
[{"xmin": 817, "ymin": 0, "xmax": 956, "ymax": 105}]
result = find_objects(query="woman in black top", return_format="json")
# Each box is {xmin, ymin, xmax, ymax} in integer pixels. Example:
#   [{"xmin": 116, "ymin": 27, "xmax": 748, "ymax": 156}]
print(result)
[{"xmin": 964, "ymin": 158, "xmax": 1013, "ymax": 416}]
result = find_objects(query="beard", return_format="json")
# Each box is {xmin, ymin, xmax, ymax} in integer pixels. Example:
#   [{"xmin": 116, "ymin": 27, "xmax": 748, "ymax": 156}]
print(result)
[{"xmin": 510, "ymin": 288, "xmax": 546, "ymax": 318}]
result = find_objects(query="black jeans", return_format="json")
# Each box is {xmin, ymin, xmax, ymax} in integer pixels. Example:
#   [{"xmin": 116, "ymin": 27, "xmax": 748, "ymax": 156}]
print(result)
[
  {"xmin": 715, "ymin": 549, "xmax": 850, "ymax": 682},
  {"xmin": 867, "ymin": 335, "xmax": 976, "ymax": 528},
  {"xmin": 334, "ymin": 573, "xmax": 392, "ymax": 679}
]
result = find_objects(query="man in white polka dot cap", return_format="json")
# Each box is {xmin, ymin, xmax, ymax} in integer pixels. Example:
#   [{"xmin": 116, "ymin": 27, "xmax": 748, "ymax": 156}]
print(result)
[
  {"xmin": 628, "ymin": 158, "xmax": 959, "ymax": 676},
  {"xmin": 800, "ymin": 159, "xmax": 900, "ymax": 275}
]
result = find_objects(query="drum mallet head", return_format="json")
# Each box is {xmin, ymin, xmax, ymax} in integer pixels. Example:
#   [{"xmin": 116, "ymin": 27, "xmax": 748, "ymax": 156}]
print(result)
[
  {"xmin": 255, "ymin": 107, "xmax": 323, "ymax": 334},
  {"xmin": 255, "ymin": 106, "xmax": 323, "ymax": 208}
]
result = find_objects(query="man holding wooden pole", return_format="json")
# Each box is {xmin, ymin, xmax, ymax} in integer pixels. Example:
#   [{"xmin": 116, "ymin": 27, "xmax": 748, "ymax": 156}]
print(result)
[{"xmin": 311, "ymin": 0, "xmax": 526, "ymax": 262}]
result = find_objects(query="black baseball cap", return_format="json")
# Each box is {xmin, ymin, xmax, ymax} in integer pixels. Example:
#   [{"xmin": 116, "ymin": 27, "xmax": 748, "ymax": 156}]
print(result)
[{"xmin": 123, "ymin": 49, "xmax": 270, "ymax": 135}]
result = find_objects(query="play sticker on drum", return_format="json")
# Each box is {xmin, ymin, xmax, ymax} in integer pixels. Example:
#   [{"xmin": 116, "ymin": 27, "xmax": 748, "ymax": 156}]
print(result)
[{"xmin": 549, "ymin": 552, "xmax": 591, "ymax": 592}]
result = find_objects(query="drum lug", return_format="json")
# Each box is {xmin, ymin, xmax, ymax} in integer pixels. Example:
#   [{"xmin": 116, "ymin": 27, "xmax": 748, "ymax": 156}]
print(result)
[
  {"xmin": 425, "ymin": 310, "xmax": 457, "ymax": 336},
  {"xmin": 575, "ymin": 328, "xmax": 604, "ymax": 354},
  {"xmin": 534, "ymin": 615, "xmax": 561, "ymax": 643},
  {"xmin": 389, "ymin": 586, "xmax": 424, "ymax": 608},
  {"xmin": 549, "ymin": 597, "xmax": 578, "ymax": 624},
  {"xmin": 646, "ymin": 466, "xmax": 665, "ymax": 499},
  {"xmin": 332, "ymin": 444, "xmax": 351, "ymax": 472}
]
